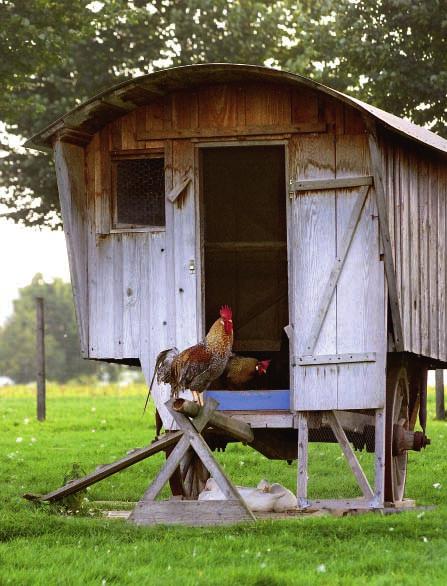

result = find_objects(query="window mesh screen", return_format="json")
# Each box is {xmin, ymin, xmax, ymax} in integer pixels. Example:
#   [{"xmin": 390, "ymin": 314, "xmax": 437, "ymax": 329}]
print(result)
[{"xmin": 116, "ymin": 157, "xmax": 165, "ymax": 227}]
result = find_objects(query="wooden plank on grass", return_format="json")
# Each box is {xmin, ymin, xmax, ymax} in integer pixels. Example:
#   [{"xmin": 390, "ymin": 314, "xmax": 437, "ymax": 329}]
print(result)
[{"xmin": 131, "ymin": 500, "xmax": 254, "ymax": 526}]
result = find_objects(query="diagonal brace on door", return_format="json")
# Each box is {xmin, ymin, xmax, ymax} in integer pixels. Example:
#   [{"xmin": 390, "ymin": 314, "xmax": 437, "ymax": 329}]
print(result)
[{"xmin": 304, "ymin": 184, "xmax": 371, "ymax": 354}]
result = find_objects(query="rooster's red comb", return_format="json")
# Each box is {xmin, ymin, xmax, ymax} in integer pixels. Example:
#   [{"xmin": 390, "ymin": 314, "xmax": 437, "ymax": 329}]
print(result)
[
  {"xmin": 258, "ymin": 359, "xmax": 271, "ymax": 370},
  {"xmin": 219, "ymin": 305, "xmax": 232, "ymax": 320}
]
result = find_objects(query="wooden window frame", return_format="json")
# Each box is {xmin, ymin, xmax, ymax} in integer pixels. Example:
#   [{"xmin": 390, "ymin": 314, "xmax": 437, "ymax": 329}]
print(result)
[{"xmin": 111, "ymin": 148, "xmax": 166, "ymax": 233}]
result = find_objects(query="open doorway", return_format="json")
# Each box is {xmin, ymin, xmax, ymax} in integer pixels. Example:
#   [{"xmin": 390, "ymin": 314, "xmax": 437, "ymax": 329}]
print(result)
[{"xmin": 201, "ymin": 145, "xmax": 289, "ymax": 390}]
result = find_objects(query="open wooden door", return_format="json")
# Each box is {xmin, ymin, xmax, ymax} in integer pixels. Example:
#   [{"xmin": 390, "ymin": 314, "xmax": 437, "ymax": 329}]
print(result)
[{"xmin": 289, "ymin": 134, "xmax": 387, "ymax": 411}]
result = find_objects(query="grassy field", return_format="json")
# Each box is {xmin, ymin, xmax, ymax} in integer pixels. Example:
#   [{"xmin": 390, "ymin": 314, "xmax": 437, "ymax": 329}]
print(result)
[{"xmin": 1, "ymin": 383, "xmax": 446, "ymax": 585}]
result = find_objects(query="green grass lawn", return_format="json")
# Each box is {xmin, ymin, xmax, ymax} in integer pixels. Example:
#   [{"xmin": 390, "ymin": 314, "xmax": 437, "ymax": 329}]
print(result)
[{"xmin": 1, "ymin": 384, "xmax": 446, "ymax": 585}]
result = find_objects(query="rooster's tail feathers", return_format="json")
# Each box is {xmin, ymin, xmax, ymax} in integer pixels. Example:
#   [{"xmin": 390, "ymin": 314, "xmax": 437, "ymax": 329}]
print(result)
[{"xmin": 143, "ymin": 347, "xmax": 179, "ymax": 415}]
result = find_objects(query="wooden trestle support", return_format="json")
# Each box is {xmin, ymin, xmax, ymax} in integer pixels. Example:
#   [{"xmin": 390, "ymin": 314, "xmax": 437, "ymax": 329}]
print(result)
[{"xmin": 23, "ymin": 398, "xmax": 256, "ymax": 526}]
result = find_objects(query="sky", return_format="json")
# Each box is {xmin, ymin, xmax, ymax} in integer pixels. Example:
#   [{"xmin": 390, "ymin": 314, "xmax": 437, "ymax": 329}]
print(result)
[
  {"xmin": 0, "ymin": 123, "xmax": 70, "ymax": 325},
  {"xmin": 0, "ymin": 218, "xmax": 70, "ymax": 325}
]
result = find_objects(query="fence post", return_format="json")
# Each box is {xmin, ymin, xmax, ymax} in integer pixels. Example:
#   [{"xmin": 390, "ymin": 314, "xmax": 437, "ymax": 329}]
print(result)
[
  {"xmin": 435, "ymin": 369, "xmax": 445, "ymax": 421},
  {"xmin": 36, "ymin": 297, "xmax": 46, "ymax": 421}
]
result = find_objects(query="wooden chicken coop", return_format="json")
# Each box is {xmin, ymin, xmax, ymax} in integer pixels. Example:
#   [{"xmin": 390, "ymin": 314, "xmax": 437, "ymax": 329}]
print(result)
[{"xmin": 27, "ymin": 64, "xmax": 447, "ymax": 513}]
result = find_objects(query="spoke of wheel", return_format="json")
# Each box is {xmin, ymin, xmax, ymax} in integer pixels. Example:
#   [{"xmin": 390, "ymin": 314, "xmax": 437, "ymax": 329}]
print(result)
[{"xmin": 394, "ymin": 390, "xmax": 403, "ymax": 422}]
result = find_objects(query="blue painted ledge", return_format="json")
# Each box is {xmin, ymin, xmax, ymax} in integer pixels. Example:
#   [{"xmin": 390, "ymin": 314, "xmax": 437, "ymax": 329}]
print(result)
[{"xmin": 204, "ymin": 390, "xmax": 290, "ymax": 411}]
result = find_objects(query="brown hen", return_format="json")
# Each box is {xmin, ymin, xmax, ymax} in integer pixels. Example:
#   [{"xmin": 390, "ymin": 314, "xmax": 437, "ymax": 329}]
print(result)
[{"xmin": 217, "ymin": 355, "xmax": 271, "ymax": 390}]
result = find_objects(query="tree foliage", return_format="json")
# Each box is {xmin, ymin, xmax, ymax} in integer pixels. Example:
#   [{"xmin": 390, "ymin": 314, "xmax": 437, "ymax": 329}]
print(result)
[
  {"xmin": 0, "ymin": 274, "xmax": 98, "ymax": 383},
  {"xmin": 286, "ymin": 0, "xmax": 447, "ymax": 136},
  {"xmin": 1, "ymin": 0, "xmax": 307, "ymax": 227},
  {"xmin": 1, "ymin": 0, "xmax": 445, "ymax": 228}
]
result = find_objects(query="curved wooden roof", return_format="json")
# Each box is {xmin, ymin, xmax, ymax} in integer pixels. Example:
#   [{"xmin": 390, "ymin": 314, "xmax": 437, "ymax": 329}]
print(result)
[{"xmin": 27, "ymin": 63, "xmax": 447, "ymax": 155}]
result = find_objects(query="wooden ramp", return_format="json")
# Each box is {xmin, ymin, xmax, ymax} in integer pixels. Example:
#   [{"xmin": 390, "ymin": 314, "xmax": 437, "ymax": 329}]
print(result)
[{"xmin": 23, "ymin": 431, "xmax": 183, "ymax": 503}]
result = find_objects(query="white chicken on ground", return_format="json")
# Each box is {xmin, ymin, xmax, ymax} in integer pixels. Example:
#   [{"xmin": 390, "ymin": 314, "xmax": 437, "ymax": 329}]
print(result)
[{"xmin": 198, "ymin": 478, "xmax": 297, "ymax": 512}]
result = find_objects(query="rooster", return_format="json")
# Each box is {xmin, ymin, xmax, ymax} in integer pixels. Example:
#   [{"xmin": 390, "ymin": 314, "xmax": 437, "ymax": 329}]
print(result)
[
  {"xmin": 216, "ymin": 355, "xmax": 271, "ymax": 390},
  {"xmin": 144, "ymin": 305, "xmax": 234, "ymax": 411}
]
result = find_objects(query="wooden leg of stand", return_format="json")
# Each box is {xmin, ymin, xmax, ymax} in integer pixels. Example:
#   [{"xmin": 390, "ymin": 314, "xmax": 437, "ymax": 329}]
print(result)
[{"xmin": 297, "ymin": 411, "xmax": 309, "ymax": 508}]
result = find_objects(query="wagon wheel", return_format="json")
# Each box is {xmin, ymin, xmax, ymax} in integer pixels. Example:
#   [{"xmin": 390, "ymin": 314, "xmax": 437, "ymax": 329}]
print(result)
[
  {"xmin": 168, "ymin": 448, "xmax": 210, "ymax": 499},
  {"xmin": 385, "ymin": 365, "xmax": 410, "ymax": 503}
]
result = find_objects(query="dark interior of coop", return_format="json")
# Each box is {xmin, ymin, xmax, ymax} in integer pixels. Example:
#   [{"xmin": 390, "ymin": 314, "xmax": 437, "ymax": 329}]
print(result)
[{"xmin": 201, "ymin": 145, "xmax": 290, "ymax": 391}]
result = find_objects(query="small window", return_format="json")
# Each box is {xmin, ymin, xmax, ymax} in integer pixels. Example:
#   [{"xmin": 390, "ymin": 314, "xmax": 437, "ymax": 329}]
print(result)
[{"xmin": 112, "ymin": 154, "xmax": 165, "ymax": 229}]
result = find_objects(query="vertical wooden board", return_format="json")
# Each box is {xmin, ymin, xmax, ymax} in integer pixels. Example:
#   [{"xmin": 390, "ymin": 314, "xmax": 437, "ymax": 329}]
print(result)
[
  {"xmin": 297, "ymin": 412, "xmax": 309, "ymax": 505},
  {"xmin": 334, "ymin": 102, "xmax": 345, "ymax": 135},
  {"xmin": 344, "ymin": 106, "xmax": 366, "ymax": 135},
  {"xmin": 112, "ymin": 234, "xmax": 124, "ymax": 359},
  {"xmin": 171, "ymin": 140, "xmax": 200, "ymax": 348},
  {"xmin": 146, "ymin": 232, "xmax": 172, "ymax": 428},
  {"xmin": 87, "ymin": 137, "xmax": 98, "ymax": 357},
  {"xmin": 408, "ymin": 150, "xmax": 421, "ymax": 355},
  {"xmin": 54, "ymin": 141, "xmax": 89, "ymax": 357},
  {"xmin": 291, "ymin": 134, "xmax": 337, "ymax": 410},
  {"xmin": 236, "ymin": 85, "xmax": 246, "ymax": 127},
  {"xmin": 93, "ymin": 133, "xmax": 102, "ymax": 233},
  {"xmin": 90, "ymin": 235, "xmax": 115, "ymax": 358},
  {"xmin": 320, "ymin": 96, "xmax": 343, "ymax": 135},
  {"xmin": 110, "ymin": 117, "xmax": 122, "ymax": 151},
  {"xmin": 198, "ymin": 85, "xmax": 238, "ymax": 128},
  {"xmin": 393, "ymin": 147, "xmax": 403, "ymax": 323},
  {"xmin": 244, "ymin": 83, "xmax": 291, "ymax": 127},
  {"xmin": 439, "ymin": 164, "xmax": 447, "ymax": 361},
  {"xmin": 374, "ymin": 408, "xmax": 385, "ymax": 506},
  {"xmin": 164, "ymin": 139, "xmax": 176, "ymax": 348},
  {"xmin": 336, "ymin": 134, "xmax": 385, "ymax": 409},
  {"xmin": 399, "ymin": 148, "xmax": 412, "ymax": 350},
  {"xmin": 138, "ymin": 232, "xmax": 151, "ymax": 367},
  {"xmin": 86, "ymin": 138, "xmax": 97, "ymax": 356},
  {"xmin": 429, "ymin": 160, "xmax": 439, "ymax": 358},
  {"xmin": 121, "ymin": 234, "xmax": 141, "ymax": 358},
  {"xmin": 121, "ymin": 110, "xmax": 139, "ymax": 149},
  {"xmin": 419, "ymin": 157, "xmax": 431, "ymax": 356},
  {"xmin": 135, "ymin": 105, "xmax": 146, "ymax": 139},
  {"xmin": 172, "ymin": 90, "xmax": 198, "ymax": 130},
  {"xmin": 287, "ymin": 137, "xmax": 297, "ymax": 409},
  {"xmin": 445, "ymin": 163, "xmax": 447, "ymax": 363},
  {"xmin": 291, "ymin": 88, "xmax": 318, "ymax": 124},
  {"xmin": 96, "ymin": 127, "xmax": 111, "ymax": 234},
  {"xmin": 145, "ymin": 99, "xmax": 165, "ymax": 132},
  {"xmin": 384, "ymin": 143, "xmax": 396, "ymax": 266}
]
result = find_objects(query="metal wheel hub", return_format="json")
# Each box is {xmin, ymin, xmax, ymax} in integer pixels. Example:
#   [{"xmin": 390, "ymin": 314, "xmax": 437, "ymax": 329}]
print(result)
[{"xmin": 392, "ymin": 424, "xmax": 431, "ymax": 456}]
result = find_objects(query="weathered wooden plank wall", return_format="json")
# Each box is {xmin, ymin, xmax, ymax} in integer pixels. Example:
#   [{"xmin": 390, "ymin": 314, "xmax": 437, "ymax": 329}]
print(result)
[
  {"xmin": 335, "ymin": 134, "xmax": 385, "ymax": 409},
  {"xmin": 74, "ymin": 82, "xmax": 447, "ymax": 377},
  {"xmin": 54, "ymin": 142, "xmax": 89, "ymax": 356},
  {"xmin": 382, "ymin": 135, "xmax": 447, "ymax": 362},
  {"xmin": 84, "ymin": 81, "xmax": 325, "ymax": 365},
  {"xmin": 85, "ymin": 123, "xmax": 168, "ymax": 366},
  {"xmin": 290, "ymin": 133, "xmax": 338, "ymax": 410},
  {"xmin": 136, "ymin": 82, "xmax": 323, "ymax": 139},
  {"xmin": 290, "ymin": 107, "xmax": 386, "ymax": 410}
]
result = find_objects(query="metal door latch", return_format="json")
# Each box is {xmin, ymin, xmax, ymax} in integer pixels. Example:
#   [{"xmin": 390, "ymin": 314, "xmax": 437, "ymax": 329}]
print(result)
[{"xmin": 189, "ymin": 259, "xmax": 196, "ymax": 274}]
